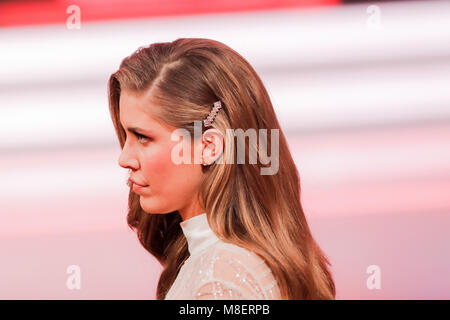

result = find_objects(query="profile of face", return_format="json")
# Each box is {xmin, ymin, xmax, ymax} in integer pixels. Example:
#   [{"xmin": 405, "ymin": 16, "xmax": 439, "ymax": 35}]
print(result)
[{"xmin": 118, "ymin": 90, "xmax": 220, "ymax": 219}]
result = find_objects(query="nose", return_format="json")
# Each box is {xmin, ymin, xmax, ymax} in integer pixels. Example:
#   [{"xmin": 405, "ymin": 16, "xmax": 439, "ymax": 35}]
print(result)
[{"xmin": 118, "ymin": 143, "xmax": 139, "ymax": 170}]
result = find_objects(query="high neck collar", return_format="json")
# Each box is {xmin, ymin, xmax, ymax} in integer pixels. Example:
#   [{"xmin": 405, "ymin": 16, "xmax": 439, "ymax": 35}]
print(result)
[{"xmin": 180, "ymin": 212, "xmax": 221, "ymax": 256}]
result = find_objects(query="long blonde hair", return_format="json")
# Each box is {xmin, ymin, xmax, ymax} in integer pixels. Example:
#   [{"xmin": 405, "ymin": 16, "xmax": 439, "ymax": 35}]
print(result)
[{"xmin": 108, "ymin": 38, "xmax": 336, "ymax": 299}]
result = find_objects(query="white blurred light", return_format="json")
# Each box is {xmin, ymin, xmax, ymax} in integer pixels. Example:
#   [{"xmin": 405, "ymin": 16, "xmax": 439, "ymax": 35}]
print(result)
[{"xmin": 1, "ymin": 0, "xmax": 450, "ymax": 150}]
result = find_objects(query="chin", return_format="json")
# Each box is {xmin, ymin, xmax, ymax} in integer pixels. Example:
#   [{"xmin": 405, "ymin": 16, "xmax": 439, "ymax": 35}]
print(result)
[{"xmin": 139, "ymin": 197, "xmax": 170, "ymax": 215}]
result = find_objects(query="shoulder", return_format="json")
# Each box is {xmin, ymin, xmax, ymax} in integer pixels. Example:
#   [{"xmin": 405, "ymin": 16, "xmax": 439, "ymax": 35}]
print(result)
[{"xmin": 193, "ymin": 241, "xmax": 281, "ymax": 300}]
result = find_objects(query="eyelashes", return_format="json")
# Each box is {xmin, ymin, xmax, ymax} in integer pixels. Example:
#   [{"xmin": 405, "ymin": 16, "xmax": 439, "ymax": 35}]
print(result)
[
  {"xmin": 123, "ymin": 129, "xmax": 152, "ymax": 144},
  {"xmin": 134, "ymin": 132, "xmax": 151, "ymax": 143}
]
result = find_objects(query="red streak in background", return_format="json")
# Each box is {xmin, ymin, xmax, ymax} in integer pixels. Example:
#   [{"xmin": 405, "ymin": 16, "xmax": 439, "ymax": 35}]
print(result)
[{"xmin": 0, "ymin": 0, "xmax": 340, "ymax": 27}]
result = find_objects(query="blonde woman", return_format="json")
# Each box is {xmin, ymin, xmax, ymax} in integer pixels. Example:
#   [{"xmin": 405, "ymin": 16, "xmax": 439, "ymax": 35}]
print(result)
[{"xmin": 107, "ymin": 38, "xmax": 336, "ymax": 300}]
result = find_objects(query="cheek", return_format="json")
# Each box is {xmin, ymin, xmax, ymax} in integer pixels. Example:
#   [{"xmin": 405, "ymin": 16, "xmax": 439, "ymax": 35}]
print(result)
[
  {"xmin": 140, "ymin": 141, "xmax": 201, "ymax": 190},
  {"xmin": 140, "ymin": 145, "xmax": 171, "ymax": 180},
  {"xmin": 140, "ymin": 141, "xmax": 190, "ymax": 183}
]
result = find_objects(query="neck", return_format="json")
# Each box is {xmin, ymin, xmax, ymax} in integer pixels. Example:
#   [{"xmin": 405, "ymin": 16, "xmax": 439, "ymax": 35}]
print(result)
[{"xmin": 178, "ymin": 199, "xmax": 205, "ymax": 221}]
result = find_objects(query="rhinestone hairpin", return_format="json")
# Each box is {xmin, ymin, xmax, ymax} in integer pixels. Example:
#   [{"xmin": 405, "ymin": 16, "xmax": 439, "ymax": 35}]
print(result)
[{"xmin": 203, "ymin": 100, "xmax": 222, "ymax": 128}]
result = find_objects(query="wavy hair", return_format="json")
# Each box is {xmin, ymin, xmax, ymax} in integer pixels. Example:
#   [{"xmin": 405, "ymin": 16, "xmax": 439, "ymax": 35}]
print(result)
[{"xmin": 107, "ymin": 38, "xmax": 336, "ymax": 299}]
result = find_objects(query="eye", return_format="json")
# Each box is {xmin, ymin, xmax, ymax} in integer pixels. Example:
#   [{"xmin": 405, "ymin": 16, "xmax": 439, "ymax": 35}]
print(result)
[{"xmin": 134, "ymin": 132, "xmax": 151, "ymax": 144}]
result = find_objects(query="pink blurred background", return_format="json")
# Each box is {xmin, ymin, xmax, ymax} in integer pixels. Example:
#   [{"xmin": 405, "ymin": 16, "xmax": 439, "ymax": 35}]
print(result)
[{"xmin": 0, "ymin": 0, "xmax": 449, "ymax": 299}]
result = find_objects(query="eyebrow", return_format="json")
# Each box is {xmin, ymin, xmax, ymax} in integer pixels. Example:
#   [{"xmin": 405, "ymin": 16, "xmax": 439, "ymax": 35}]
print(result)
[{"xmin": 126, "ymin": 127, "xmax": 153, "ymax": 136}]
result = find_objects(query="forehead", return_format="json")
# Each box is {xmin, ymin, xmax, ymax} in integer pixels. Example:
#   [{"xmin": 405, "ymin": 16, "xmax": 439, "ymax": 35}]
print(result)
[{"xmin": 118, "ymin": 90, "xmax": 165, "ymax": 130}]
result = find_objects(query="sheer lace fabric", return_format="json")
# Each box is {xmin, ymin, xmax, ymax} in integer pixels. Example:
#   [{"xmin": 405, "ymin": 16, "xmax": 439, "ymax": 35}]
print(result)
[{"xmin": 164, "ymin": 213, "xmax": 281, "ymax": 300}]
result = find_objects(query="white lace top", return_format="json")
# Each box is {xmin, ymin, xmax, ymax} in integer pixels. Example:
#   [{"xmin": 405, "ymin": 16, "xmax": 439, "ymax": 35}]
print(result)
[{"xmin": 164, "ymin": 212, "xmax": 281, "ymax": 300}]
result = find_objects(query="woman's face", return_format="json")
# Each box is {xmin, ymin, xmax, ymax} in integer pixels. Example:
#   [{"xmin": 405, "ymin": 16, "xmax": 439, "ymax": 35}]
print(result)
[{"xmin": 118, "ymin": 89, "xmax": 205, "ymax": 219}]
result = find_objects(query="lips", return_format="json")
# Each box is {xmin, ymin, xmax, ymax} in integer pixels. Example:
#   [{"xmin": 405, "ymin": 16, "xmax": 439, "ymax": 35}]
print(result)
[{"xmin": 128, "ymin": 178, "xmax": 148, "ymax": 187}]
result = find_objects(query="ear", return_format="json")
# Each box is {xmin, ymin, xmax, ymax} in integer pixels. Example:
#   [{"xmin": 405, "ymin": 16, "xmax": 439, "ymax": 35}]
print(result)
[{"xmin": 201, "ymin": 129, "xmax": 224, "ymax": 166}]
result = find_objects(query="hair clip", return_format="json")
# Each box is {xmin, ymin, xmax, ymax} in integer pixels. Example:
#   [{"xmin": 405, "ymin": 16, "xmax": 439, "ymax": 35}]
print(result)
[{"xmin": 203, "ymin": 101, "xmax": 222, "ymax": 128}]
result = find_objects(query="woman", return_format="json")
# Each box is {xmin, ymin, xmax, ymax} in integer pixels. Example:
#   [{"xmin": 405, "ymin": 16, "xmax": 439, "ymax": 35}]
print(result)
[{"xmin": 107, "ymin": 38, "xmax": 336, "ymax": 300}]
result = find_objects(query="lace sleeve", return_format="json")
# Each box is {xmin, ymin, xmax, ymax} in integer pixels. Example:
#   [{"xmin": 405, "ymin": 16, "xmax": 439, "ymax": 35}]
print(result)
[
  {"xmin": 194, "ymin": 280, "xmax": 249, "ymax": 300},
  {"xmin": 193, "ymin": 244, "xmax": 281, "ymax": 300}
]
